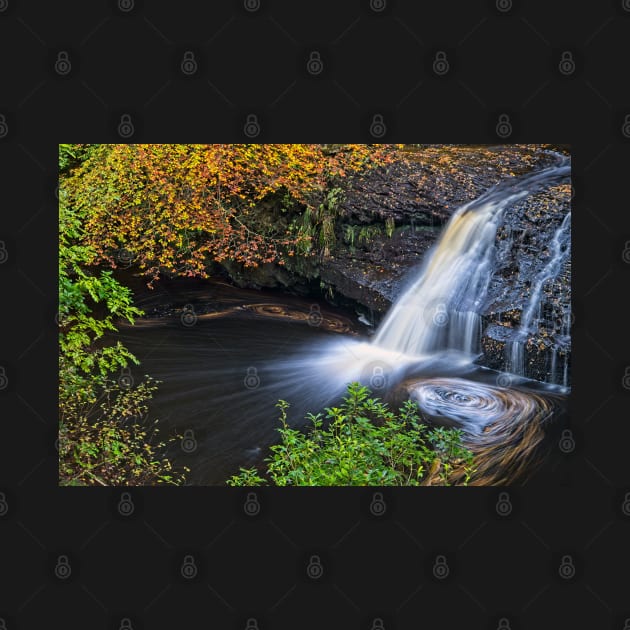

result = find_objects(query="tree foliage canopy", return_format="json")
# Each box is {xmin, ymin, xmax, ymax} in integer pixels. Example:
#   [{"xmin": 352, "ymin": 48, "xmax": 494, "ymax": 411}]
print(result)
[{"xmin": 61, "ymin": 144, "xmax": 400, "ymax": 282}]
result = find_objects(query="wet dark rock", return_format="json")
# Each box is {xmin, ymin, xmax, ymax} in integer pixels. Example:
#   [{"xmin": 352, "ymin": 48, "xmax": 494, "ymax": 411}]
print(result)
[
  {"xmin": 219, "ymin": 259, "xmax": 309, "ymax": 293},
  {"xmin": 480, "ymin": 181, "xmax": 571, "ymax": 385}
]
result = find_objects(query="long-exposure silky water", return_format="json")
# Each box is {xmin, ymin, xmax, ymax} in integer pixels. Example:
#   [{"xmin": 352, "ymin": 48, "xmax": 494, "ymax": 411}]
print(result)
[
  {"xmin": 507, "ymin": 211, "xmax": 571, "ymax": 385},
  {"xmin": 373, "ymin": 160, "xmax": 570, "ymax": 361},
  {"xmin": 299, "ymin": 157, "xmax": 571, "ymax": 482},
  {"xmin": 314, "ymin": 159, "xmax": 571, "ymax": 387}
]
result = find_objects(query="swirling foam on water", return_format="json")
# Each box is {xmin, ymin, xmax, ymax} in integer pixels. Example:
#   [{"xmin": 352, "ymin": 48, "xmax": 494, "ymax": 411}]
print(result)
[
  {"xmin": 406, "ymin": 377, "xmax": 549, "ymax": 435},
  {"xmin": 402, "ymin": 376, "xmax": 561, "ymax": 484}
]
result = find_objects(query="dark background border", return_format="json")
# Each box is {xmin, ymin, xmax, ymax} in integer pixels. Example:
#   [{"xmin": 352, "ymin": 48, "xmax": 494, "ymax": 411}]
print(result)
[{"xmin": 1, "ymin": 1, "xmax": 629, "ymax": 628}]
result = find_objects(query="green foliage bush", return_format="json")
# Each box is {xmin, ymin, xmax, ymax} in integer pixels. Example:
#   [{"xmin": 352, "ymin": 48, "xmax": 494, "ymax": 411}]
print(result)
[
  {"xmin": 59, "ymin": 377, "xmax": 186, "ymax": 486},
  {"xmin": 59, "ymin": 144, "xmax": 186, "ymax": 486},
  {"xmin": 227, "ymin": 382, "xmax": 475, "ymax": 486}
]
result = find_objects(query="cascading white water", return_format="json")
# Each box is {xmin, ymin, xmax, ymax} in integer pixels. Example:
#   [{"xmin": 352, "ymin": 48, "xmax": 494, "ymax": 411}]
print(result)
[
  {"xmin": 303, "ymin": 159, "xmax": 570, "ymax": 411},
  {"xmin": 373, "ymin": 193, "xmax": 526, "ymax": 356},
  {"xmin": 372, "ymin": 161, "xmax": 570, "ymax": 375},
  {"xmin": 507, "ymin": 211, "xmax": 571, "ymax": 378}
]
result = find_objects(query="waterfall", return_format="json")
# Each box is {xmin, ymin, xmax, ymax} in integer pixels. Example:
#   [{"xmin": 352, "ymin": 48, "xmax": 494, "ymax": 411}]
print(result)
[
  {"xmin": 372, "ymin": 161, "xmax": 570, "ymax": 364},
  {"xmin": 507, "ymin": 211, "xmax": 571, "ymax": 378}
]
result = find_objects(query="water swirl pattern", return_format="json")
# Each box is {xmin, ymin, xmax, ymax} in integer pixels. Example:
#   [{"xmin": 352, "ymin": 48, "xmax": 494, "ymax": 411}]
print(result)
[{"xmin": 407, "ymin": 377, "xmax": 552, "ymax": 434}]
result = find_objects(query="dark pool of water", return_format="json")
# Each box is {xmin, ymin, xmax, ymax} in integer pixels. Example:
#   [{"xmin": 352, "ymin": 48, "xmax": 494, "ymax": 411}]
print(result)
[
  {"xmin": 112, "ymin": 277, "xmax": 369, "ymax": 484},
  {"xmin": 112, "ymin": 277, "xmax": 568, "ymax": 485}
]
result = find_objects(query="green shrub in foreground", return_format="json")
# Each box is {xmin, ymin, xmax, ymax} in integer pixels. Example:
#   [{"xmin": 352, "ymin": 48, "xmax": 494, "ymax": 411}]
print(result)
[
  {"xmin": 227, "ymin": 382, "xmax": 475, "ymax": 486},
  {"xmin": 59, "ymin": 147, "xmax": 186, "ymax": 486},
  {"xmin": 59, "ymin": 376, "xmax": 187, "ymax": 486}
]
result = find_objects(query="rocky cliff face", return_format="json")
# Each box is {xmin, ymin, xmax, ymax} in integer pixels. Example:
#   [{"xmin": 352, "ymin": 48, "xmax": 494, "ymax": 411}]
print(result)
[
  {"xmin": 480, "ymin": 182, "xmax": 571, "ymax": 385},
  {"xmin": 220, "ymin": 145, "xmax": 571, "ymax": 385}
]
